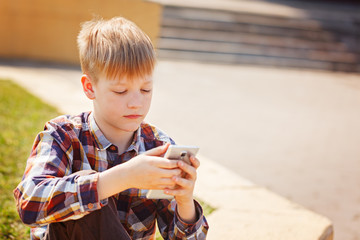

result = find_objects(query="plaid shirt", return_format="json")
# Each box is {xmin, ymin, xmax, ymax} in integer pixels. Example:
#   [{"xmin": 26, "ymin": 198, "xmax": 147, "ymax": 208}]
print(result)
[{"xmin": 14, "ymin": 112, "xmax": 209, "ymax": 240}]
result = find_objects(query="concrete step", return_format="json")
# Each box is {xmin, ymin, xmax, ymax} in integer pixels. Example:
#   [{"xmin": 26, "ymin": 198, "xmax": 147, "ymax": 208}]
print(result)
[
  {"xmin": 156, "ymin": 4, "xmax": 360, "ymax": 72},
  {"xmin": 150, "ymin": 0, "xmax": 360, "ymax": 22},
  {"xmin": 162, "ymin": 5, "xmax": 360, "ymax": 38},
  {"xmin": 161, "ymin": 16, "xmax": 336, "ymax": 42},
  {"xmin": 160, "ymin": 27, "xmax": 348, "ymax": 52},
  {"xmin": 163, "ymin": 6, "xmax": 324, "ymax": 31},
  {"xmin": 158, "ymin": 38, "xmax": 358, "ymax": 64},
  {"xmin": 157, "ymin": 49, "xmax": 360, "ymax": 72}
]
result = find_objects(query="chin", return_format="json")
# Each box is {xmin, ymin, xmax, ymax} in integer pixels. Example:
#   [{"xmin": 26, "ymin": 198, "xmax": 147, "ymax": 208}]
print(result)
[{"xmin": 121, "ymin": 123, "xmax": 142, "ymax": 132}]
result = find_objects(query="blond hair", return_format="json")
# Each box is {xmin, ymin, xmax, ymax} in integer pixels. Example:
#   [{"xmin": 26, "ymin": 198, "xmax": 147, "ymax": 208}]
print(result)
[{"xmin": 77, "ymin": 17, "xmax": 155, "ymax": 82}]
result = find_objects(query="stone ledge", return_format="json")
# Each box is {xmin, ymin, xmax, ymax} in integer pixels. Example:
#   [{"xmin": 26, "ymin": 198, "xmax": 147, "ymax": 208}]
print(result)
[{"xmin": 194, "ymin": 154, "xmax": 334, "ymax": 240}]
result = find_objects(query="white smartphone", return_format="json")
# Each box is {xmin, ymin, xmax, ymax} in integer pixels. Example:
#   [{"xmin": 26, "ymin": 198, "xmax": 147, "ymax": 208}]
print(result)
[{"xmin": 145, "ymin": 145, "xmax": 200, "ymax": 199}]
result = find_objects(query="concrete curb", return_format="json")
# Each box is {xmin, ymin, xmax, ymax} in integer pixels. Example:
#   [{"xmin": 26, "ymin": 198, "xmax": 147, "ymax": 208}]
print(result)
[{"xmin": 195, "ymin": 154, "xmax": 333, "ymax": 240}]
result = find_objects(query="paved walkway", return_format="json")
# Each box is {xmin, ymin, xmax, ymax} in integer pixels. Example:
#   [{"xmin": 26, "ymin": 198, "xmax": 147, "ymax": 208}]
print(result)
[
  {"xmin": 0, "ymin": 59, "xmax": 341, "ymax": 239},
  {"xmin": 148, "ymin": 0, "xmax": 360, "ymax": 238},
  {"xmin": 149, "ymin": 60, "xmax": 360, "ymax": 240}
]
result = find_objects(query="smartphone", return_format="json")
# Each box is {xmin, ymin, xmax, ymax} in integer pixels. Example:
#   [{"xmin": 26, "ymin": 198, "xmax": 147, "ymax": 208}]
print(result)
[{"xmin": 145, "ymin": 145, "xmax": 200, "ymax": 199}]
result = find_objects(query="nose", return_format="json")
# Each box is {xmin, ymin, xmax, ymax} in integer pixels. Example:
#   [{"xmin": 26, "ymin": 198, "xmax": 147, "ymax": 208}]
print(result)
[{"xmin": 127, "ymin": 92, "xmax": 143, "ymax": 109}]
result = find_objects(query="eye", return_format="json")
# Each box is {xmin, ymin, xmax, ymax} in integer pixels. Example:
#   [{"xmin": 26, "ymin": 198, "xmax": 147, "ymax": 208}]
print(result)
[
  {"xmin": 114, "ymin": 90, "xmax": 127, "ymax": 95},
  {"xmin": 141, "ymin": 89, "xmax": 152, "ymax": 93}
]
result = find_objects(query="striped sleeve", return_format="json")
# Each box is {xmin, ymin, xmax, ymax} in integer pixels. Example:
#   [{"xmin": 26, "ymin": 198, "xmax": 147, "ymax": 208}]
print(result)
[{"xmin": 13, "ymin": 121, "xmax": 103, "ymax": 227}]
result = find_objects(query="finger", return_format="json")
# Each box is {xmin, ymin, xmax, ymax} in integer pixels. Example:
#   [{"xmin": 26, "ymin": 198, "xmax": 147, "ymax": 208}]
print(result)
[
  {"xmin": 151, "ymin": 157, "xmax": 179, "ymax": 169},
  {"xmin": 163, "ymin": 188, "xmax": 187, "ymax": 196},
  {"xmin": 143, "ymin": 155, "xmax": 179, "ymax": 169},
  {"xmin": 172, "ymin": 176, "xmax": 193, "ymax": 189},
  {"xmin": 177, "ymin": 161, "xmax": 197, "ymax": 180},
  {"xmin": 154, "ymin": 178, "xmax": 177, "ymax": 189},
  {"xmin": 151, "ymin": 184, "xmax": 175, "ymax": 190},
  {"xmin": 144, "ymin": 143, "xmax": 170, "ymax": 156},
  {"xmin": 189, "ymin": 155, "xmax": 200, "ymax": 169},
  {"xmin": 158, "ymin": 168, "xmax": 182, "ymax": 178}
]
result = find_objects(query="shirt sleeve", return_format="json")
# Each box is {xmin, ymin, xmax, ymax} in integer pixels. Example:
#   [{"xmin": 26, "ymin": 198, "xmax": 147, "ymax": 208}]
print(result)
[
  {"xmin": 156, "ymin": 199, "xmax": 209, "ymax": 240},
  {"xmin": 13, "ymin": 121, "xmax": 105, "ymax": 227}
]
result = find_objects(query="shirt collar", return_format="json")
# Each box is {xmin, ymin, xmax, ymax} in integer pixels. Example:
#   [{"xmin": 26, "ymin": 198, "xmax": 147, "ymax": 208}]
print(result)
[
  {"xmin": 88, "ymin": 112, "xmax": 143, "ymax": 154},
  {"xmin": 88, "ymin": 112, "xmax": 112, "ymax": 150},
  {"xmin": 126, "ymin": 127, "xmax": 142, "ymax": 154}
]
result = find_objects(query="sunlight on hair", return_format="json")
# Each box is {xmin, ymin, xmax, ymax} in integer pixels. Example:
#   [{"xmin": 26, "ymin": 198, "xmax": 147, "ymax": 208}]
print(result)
[{"xmin": 77, "ymin": 17, "xmax": 156, "ymax": 82}]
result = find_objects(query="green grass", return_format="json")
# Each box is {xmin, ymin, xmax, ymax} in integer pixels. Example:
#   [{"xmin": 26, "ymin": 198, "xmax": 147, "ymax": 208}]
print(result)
[
  {"xmin": 0, "ymin": 79, "xmax": 215, "ymax": 239},
  {"xmin": 0, "ymin": 80, "xmax": 60, "ymax": 239},
  {"xmin": 197, "ymin": 198, "xmax": 216, "ymax": 216}
]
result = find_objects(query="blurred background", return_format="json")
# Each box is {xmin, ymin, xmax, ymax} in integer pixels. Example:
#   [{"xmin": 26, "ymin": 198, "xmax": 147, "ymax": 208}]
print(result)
[{"xmin": 0, "ymin": 0, "xmax": 360, "ymax": 239}]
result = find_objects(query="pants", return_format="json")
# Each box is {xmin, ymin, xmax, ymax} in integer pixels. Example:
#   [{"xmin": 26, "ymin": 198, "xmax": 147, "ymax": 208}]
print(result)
[{"xmin": 44, "ymin": 197, "xmax": 131, "ymax": 240}]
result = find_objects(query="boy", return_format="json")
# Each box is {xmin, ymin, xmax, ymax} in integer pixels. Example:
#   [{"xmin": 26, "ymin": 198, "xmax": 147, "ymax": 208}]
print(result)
[{"xmin": 14, "ymin": 17, "xmax": 209, "ymax": 240}]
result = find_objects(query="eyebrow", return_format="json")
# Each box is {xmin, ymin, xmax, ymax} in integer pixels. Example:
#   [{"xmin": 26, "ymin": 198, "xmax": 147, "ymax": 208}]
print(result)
[
  {"xmin": 142, "ymin": 80, "xmax": 153, "ymax": 84},
  {"xmin": 143, "ymin": 76, "xmax": 153, "ymax": 82},
  {"xmin": 111, "ymin": 79, "xmax": 153, "ymax": 87}
]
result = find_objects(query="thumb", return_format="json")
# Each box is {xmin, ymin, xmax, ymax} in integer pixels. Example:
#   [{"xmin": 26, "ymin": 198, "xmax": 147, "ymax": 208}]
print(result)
[{"xmin": 144, "ymin": 142, "xmax": 170, "ymax": 157}]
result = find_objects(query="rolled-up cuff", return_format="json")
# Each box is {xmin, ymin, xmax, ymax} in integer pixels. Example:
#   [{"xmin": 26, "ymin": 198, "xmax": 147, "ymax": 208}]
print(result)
[
  {"xmin": 175, "ymin": 200, "xmax": 204, "ymax": 235},
  {"xmin": 75, "ymin": 170, "xmax": 107, "ymax": 212}
]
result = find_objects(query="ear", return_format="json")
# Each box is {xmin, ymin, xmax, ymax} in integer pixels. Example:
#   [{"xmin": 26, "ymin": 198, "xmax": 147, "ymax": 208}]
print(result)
[{"xmin": 81, "ymin": 74, "xmax": 95, "ymax": 100}]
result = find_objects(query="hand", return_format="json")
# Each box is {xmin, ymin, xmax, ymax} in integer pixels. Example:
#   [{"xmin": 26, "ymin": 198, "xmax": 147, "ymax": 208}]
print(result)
[
  {"xmin": 164, "ymin": 155, "xmax": 199, "ymax": 203},
  {"xmin": 124, "ymin": 143, "xmax": 182, "ymax": 190},
  {"xmin": 98, "ymin": 143, "xmax": 182, "ymax": 200},
  {"xmin": 164, "ymin": 155, "xmax": 200, "ymax": 223}
]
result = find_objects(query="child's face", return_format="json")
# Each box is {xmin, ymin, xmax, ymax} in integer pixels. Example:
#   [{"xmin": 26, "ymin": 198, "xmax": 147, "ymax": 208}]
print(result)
[{"xmin": 90, "ymin": 73, "xmax": 153, "ymax": 135}]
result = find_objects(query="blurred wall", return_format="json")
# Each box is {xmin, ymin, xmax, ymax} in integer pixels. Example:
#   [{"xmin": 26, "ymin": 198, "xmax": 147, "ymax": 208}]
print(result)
[{"xmin": 0, "ymin": 0, "xmax": 162, "ymax": 65}]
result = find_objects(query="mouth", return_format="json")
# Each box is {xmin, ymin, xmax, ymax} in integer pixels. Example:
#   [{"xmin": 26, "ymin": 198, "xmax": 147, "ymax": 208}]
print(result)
[{"xmin": 123, "ymin": 115, "xmax": 142, "ymax": 119}]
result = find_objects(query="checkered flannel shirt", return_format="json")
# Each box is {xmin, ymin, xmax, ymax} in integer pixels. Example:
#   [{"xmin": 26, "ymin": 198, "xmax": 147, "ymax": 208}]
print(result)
[{"xmin": 14, "ymin": 112, "xmax": 209, "ymax": 240}]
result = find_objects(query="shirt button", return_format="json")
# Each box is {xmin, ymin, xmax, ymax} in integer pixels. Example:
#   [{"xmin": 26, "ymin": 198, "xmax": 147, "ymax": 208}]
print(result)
[
  {"xmin": 110, "ymin": 145, "xmax": 117, "ymax": 151},
  {"xmin": 88, "ymin": 203, "xmax": 94, "ymax": 209}
]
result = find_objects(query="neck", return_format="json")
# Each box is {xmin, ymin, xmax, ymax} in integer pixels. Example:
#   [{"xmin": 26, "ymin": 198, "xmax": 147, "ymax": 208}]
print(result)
[
  {"xmin": 93, "ymin": 113, "xmax": 136, "ymax": 154},
  {"xmin": 110, "ymin": 131, "xmax": 135, "ymax": 154}
]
